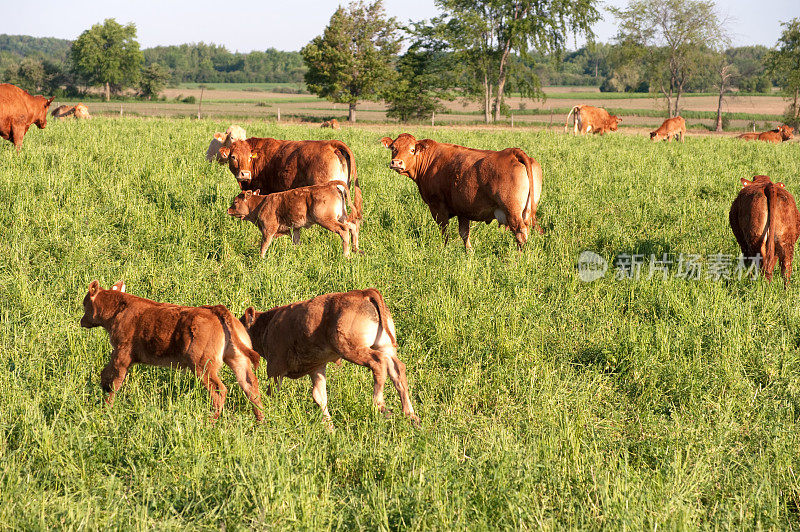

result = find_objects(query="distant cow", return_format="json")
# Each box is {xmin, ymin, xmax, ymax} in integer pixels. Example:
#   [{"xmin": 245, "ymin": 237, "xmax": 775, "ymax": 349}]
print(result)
[
  {"xmin": 321, "ymin": 119, "xmax": 341, "ymax": 130},
  {"xmin": 737, "ymin": 125, "xmax": 794, "ymax": 143},
  {"xmin": 729, "ymin": 175, "xmax": 800, "ymax": 287},
  {"xmin": 240, "ymin": 289, "xmax": 419, "ymax": 426},
  {"xmin": 80, "ymin": 280, "xmax": 265, "ymax": 420},
  {"xmin": 205, "ymin": 124, "xmax": 246, "ymax": 163},
  {"xmin": 51, "ymin": 103, "xmax": 91, "ymax": 120},
  {"xmin": 0, "ymin": 83, "xmax": 54, "ymax": 151},
  {"xmin": 650, "ymin": 116, "xmax": 685, "ymax": 142},
  {"xmin": 380, "ymin": 133, "xmax": 543, "ymax": 250},
  {"xmin": 227, "ymin": 182, "xmax": 360, "ymax": 257},
  {"xmin": 564, "ymin": 105, "xmax": 621, "ymax": 135}
]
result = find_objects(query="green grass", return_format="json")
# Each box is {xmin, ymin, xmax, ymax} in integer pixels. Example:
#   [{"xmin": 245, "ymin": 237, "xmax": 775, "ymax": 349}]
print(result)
[{"xmin": 2, "ymin": 118, "xmax": 800, "ymax": 528}]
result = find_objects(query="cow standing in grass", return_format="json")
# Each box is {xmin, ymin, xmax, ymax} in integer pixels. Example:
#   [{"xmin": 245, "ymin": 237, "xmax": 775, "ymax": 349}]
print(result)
[
  {"xmin": 381, "ymin": 133, "xmax": 543, "ymax": 250},
  {"xmin": 0, "ymin": 83, "xmax": 54, "ymax": 152},
  {"xmin": 729, "ymin": 175, "xmax": 800, "ymax": 287},
  {"xmin": 564, "ymin": 105, "xmax": 621, "ymax": 135}
]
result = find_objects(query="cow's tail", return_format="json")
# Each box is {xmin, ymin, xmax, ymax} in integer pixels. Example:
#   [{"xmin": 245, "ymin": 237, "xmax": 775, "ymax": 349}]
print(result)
[
  {"xmin": 764, "ymin": 183, "xmax": 778, "ymax": 277},
  {"xmin": 510, "ymin": 148, "xmax": 534, "ymax": 224},
  {"xmin": 564, "ymin": 106, "xmax": 579, "ymax": 134},
  {"xmin": 332, "ymin": 141, "xmax": 362, "ymax": 223},
  {"xmin": 204, "ymin": 305, "xmax": 260, "ymax": 370},
  {"xmin": 366, "ymin": 289, "xmax": 397, "ymax": 347}
]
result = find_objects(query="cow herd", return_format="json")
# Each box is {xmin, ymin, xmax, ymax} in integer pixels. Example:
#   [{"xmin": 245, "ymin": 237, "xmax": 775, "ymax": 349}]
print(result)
[{"xmin": 2, "ymin": 81, "xmax": 798, "ymax": 426}]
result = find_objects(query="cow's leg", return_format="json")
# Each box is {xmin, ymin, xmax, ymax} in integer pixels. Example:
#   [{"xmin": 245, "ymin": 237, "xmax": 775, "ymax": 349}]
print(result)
[
  {"xmin": 309, "ymin": 366, "xmax": 333, "ymax": 429},
  {"xmin": 508, "ymin": 213, "xmax": 529, "ymax": 251},
  {"xmin": 224, "ymin": 351, "xmax": 264, "ymax": 421},
  {"xmin": 458, "ymin": 216, "xmax": 472, "ymax": 251},
  {"xmin": 259, "ymin": 230, "xmax": 275, "ymax": 258},
  {"xmin": 10, "ymin": 123, "xmax": 25, "ymax": 152},
  {"xmin": 429, "ymin": 206, "xmax": 450, "ymax": 245},
  {"xmin": 385, "ymin": 354, "xmax": 419, "ymax": 425},
  {"xmin": 292, "ymin": 228, "xmax": 301, "ymax": 246},
  {"xmin": 195, "ymin": 363, "xmax": 228, "ymax": 421},
  {"xmin": 100, "ymin": 348, "xmax": 132, "ymax": 406},
  {"xmin": 343, "ymin": 347, "xmax": 418, "ymax": 424},
  {"xmin": 778, "ymin": 242, "xmax": 794, "ymax": 289},
  {"xmin": 347, "ymin": 221, "xmax": 362, "ymax": 254},
  {"xmin": 267, "ymin": 376, "xmax": 283, "ymax": 396},
  {"xmin": 318, "ymin": 219, "xmax": 351, "ymax": 257}
]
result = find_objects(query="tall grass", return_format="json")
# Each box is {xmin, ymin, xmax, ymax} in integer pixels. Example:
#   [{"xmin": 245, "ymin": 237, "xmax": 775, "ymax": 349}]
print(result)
[{"xmin": 1, "ymin": 118, "xmax": 799, "ymax": 528}]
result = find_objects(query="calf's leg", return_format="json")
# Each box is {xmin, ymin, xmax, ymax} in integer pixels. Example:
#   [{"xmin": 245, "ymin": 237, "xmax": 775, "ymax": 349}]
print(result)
[
  {"xmin": 458, "ymin": 216, "xmax": 472, "ymax": 251},
  {"xmin": 317, "ymin": 219, "xmax": 351, "ymax": 257},
  {"xmin": 292, "ymin": 228, "xmax": 301, "ymax": 246},
  {"xmin": 259, "ymin": 231, "xmax": 276, "ymax": 258},
  {"xmin": 310, "ymin": 366, "xmax": 332, "ymax": 427},
  {"xmin": 100, "ymin": 349, "xmax": 132, "ymax": 406},
  {"xmin": 225, "ymin": 352, "xmax": 264, "ymax": 421},
  {"xmin": 195, "ymin": 362, "xmax": 228, "ymax": 420}
]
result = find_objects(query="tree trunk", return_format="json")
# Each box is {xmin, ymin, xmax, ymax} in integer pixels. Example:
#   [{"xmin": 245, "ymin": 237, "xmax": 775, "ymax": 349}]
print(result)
[
  {"xmin": 483, "ymin": 73, "xmax": 491, "ymax": 124},
  {"xmin": 715, "ymin": 89, "xmax": 724, "ymax": 132},
  {"xmin": 105, "ymin": 82, "xmax": 110, "ymax": 102},
  {"xmin": 348, "ymin": 102, "xmax": 356, "ymax": 123},
  {"xmin": 492, "ymin": 39, "xmax": 512, "ymax": 123},
  {"xmin": 794, "ymin": 88, "xmax": 799, "ymax": 118}
]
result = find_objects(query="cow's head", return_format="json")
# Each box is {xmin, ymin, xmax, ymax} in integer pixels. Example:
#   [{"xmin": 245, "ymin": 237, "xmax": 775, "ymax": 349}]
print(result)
[
  {"xmin": 608, "ymin": 116, "xmax": 621, "ymax": 131},
  {"xmin": 741, "ymin": 175, "xmax": 772, "ymax": 188},
  {"xmin": 779, "ymin": 125, "xmax": 795, "ymax": 141},
  {"xmin": 649, "ymin": 130, "xmax": 658, "ymax": 141},
  {"xmin": 380, "ymin": 134, "xmax": 428, "ymax": 179},
  {"xmin": 80, "ymin": 280, "xmax": 125, "ymax": 328},
  {"xmin": 34, "ymin": 96, "xmax": 55, "ymax": 129},
  {"xmin": 219, "ymin": 140, "xmax": 259, "ymax": 183},
  {"xmin": 227, "ymin": 189, "xmax": 260, "ymax": 219}
]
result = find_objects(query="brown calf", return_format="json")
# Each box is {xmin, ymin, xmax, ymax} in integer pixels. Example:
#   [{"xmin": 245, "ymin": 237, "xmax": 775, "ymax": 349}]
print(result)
[
  {"xmin": 564, "ymin": 105, "xmax": 621, "ymax": 135},
  {"xmin": 51, "ymin": 103, "xmax": 91, "ymax": 119},
  {"xmin": 0, "ymin": 83, "xmax": 54, "ymax": 151},
  {"xmin": 227, "ymin": 181, "xmax": 360, "ymax": 257},
  {"xmin": 240, "ymin": 289, "xmax": 418, "ymax": 426},
  {"xmin": 650, "ymin": 116, "xmax": 685, "ymax": 142},
  {"xmin": 321, "ymin": 119, "xmax": 341, "ymax": 130},
  {"xmin": 80, "ymin": 280, "xmax": 264, "ymax": 420},
  {"xmin": 729, "ymin": 175, "xmax": 800, "ymax": 287},
  {"xmin": 738, "ymin": 125, "xmax": 794, "ymax": 143}
]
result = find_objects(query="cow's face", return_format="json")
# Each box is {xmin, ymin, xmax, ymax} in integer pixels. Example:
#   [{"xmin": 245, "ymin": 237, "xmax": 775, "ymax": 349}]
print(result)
[
  {"xmin": 219, "ymin": 141, "xmax": 259, "ymax": 183},
  {"xmin": 609, "ymin": 116, "xmax": 621, "ymax": 131},
  {"xmin": 381, "ymin": 134, "xmax": 425, "ymax": 178},
  {"xmin": 780, "ymin": 125, "xmax": 794, "ymax": 141},
  {"xmin": 35, "ymin": 96, "xmax": 55, "ymax": 129},
  {"xmin": 80, "ymin": 280, "xmax": 124, "ymax": 328},
  {"xmin": 649, "ymin": 131, "xmax": 658, "ymax": 141},
  {"xmin": 227, "ymin": 190, "xmax": 258, "ymax": 219}
]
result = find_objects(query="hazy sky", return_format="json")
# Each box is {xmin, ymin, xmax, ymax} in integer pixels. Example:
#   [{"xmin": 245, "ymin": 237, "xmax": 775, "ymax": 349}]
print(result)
[{"xmin": 0, "ymin": 0, "xmax": 796, "ymax": 52}]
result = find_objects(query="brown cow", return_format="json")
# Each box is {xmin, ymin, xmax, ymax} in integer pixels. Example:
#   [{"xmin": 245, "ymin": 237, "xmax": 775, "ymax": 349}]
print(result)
[
  {"xmin": 51, "ymin": 103, "xmax": 91, "ymax": 119},
  {"xmin": 738, "ymin": 125, "xmax": 794, "ymax": 143},
  {"xmin": 240, "ymin": 289, "xmax": 419, "ymax": 426},
  {"xmin": 0, "ymin": 83, "xmax": 54, "ymax": 151},
  {"xmin": 80, "ymin": 280, "xmax": 264, "ymax": 420},
  {"xmin": 380, "ymin": 133, "xmax": 543, "ymax": 250},
  {"xmin": 729, "ymin": 175, "xmax": 800, "ymax": 287},
  {"xmin": 650, "ymin": 116, "xmax": 686, "ymax": 142},
  {"xmin": 205, "ymin": 124, "xmax": 246, "ymax": 163},
  {"xmin": 227, "ymin": 182, "xmax": 360, "ymax": 257},
  {"xmin": 321, "ymin": 119, "xmax": 341, "ymax": 130},
  {"xmin": 564, "ymin": 105, "xmax": 621, "ymax": 135}
]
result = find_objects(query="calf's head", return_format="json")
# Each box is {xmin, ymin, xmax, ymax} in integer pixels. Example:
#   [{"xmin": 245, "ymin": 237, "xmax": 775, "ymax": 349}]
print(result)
[
  {"xmin": 779, "ymin": 125, "xmax": 795, "ymax": 141},
  {"xmin": 218, "ymin": 141, "xmax": 259, "ymax": 183},
  {"xmin": 80, "ymin": 280, "xmax": 125, "ymax": 328},
  {"xmin": 34, "ymin": 96, "xmax": 55, "ymax": 129},
  {"xmin": 380, "ymin": 134, "xmax": 427, "ymax": 178},
  {"xmin": 227, "ymin": 190, "xmax": 260, "ymax": 219},
  {"xmin": 608, "ymin": 116, "xmax": 621, "ymax": 131}
]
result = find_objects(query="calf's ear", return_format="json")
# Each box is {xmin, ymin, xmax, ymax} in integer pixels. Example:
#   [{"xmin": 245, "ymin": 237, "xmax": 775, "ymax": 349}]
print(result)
[
  {"xmin": 111, "ymin": 280, "xmax": 126, "ymax": 292},
  {"xmin": 88, "ymin": 280, "xmax": 101, "ymax": 298},
  {"xmin": 777, "ymin": 182, "xmax": 786, "ymax": 188},
  {"xmin": 45, "ymin": 96, "xmax": 54, "ymax": 106},
  {"xmin": 243, "ymin": 307, "xmax": 256, "ymax": 328},
  {"xmin": 253, "ymin": 189, "xmax": 261, "ymax": 195},
  {"xmin": 380, "ymin": 137, "xmax": 393, "ymax": 148},
  {"xmin": 218, "ymin": 146, "xmax": 231, "ymax": 160},
  {"xmin": 740, "ymin": 178, "xmax": 752, "ymax": 188}
]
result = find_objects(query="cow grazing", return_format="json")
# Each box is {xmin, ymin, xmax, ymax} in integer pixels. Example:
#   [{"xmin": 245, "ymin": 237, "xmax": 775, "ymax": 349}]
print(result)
[
  {"xmin": 650, "ymin": 116, "xmax": 685, "ymax": 142},
  {"xmin": 737, "ymin": 125, "xmax": 794, "ymax": 143},
  {"xmin": 564, "ymin": 105, "xmax": 621, "ymax": 135},
  {"xmin": 51, "ymin": 103, "xmax": 91, "ymax": 120},
  {"xmin": 240, "ymin": 289, "xmax": 418, "ymax": 426},
  {"xmin": 729, "ymin": 175, "xmax": 800, "ymax": 287},
  {"xmin": 80, "ymin": 280, "xmax": 264, "ymax": 420},
  {"xmin": 321, "ymin": 119, "xmax": 341, "ymax": 130},
  {"xmin": 0, "ymin": 83, "xmax": 54, "ymax": 151},
  {"xmin": 380, "ymin": 133, "xmax": 543, "ymax": 250},
  {"xmin": 205, "ymin": 124, "xmax": 246, "ymax": 163},
  {"xmin": 227, "ymin": 181, "xmax": 360, "ymax": 257}
]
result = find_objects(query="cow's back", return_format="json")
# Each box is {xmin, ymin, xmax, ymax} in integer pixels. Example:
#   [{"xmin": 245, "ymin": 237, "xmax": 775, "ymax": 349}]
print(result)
[
  {"xmin": 0, "ymin": 84, "xmax": 34, "ymax": 117},
  {"xmin": 250, "ymin": 138, "xmax": 349, "ymax": 193}
]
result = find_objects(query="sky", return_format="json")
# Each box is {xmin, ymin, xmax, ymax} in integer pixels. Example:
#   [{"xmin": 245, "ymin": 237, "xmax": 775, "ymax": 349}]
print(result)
[{"xmin": 0, "ymin": 0, "xmax": 797, "ymax": 52}]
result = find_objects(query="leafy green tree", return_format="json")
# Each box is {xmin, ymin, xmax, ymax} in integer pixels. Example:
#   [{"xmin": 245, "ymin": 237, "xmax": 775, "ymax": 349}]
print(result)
[
  {"xmin": 71, "ymin": 19, "xmax": 143, "ymax": 101},
  {"xmin": 611, "ymin": 0, "xmax": 726, "ymax": 117},
  {"xmin": 301, "ymin": 1, "xmax": 401, "ymax": 122},
  {"xmin": 431, "ymin": 0, "xmax": 600, "ymax": 123},
  {"xmin": 138, "ymin": 63, "xmax": 169, "ymax": 100},
  {"xmin": 767, "ymin": 18, "xmax": 800, "ymax": 122},
  {"xmin": 4, "ymin": 57, "xmax": 46, "ymax": 93}
]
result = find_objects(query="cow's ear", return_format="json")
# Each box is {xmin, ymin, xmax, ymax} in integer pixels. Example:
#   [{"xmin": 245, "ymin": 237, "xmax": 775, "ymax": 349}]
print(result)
[
  {"xmin": 218, "ymin": 146, "xmax": 230, "ymax": 160},
  {"xmin": 244, "ymin": 189, "xmax": 253, "ymax": 197},
  {"xmin": 111, "ymin": 280, "xmax": 126, "ymax": 293},
  {"xmin": 243, "ymin": 307, "xmax": 256, "ymax": 328},
  {"xmin": 88, "ymin": 280, "xmax": 101, "ymax": 298},
  {"xmin": 253, "ymin": 189, "xmax": 260, "ymax": 196},
  {"xmin": 415, "ymin": 141, "xmax": 427, "ymax": 154},
  {"xmin": 250, "ymin": 152, "xmax": 258, "ymax": 159},
  {"xmin": 740, "ymin": 178, "xmax": 752, "ymax": 188},
  {"xmin": 380, "ymin": 137, "xmax": 393, "ymax": 148},
  {"xmin": 45, "ymin": 96, "xmax": 54, "ymax": 106},
  {"xmin": 777, "ymin": 182, "xmax": 786, "ymax": 188},
  {"xmin": 214, "ymin": 132, "xmax": 225, "ymax": 141}
]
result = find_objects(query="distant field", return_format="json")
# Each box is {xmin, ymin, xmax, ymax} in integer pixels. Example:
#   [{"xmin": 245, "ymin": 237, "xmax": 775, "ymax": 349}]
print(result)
[
  {"xmin": 1, "ymin": 118, "xmax": 800, "ymax": 528},
  {"xmin": 176, "ymin": 82, "xmax": 307, "ymax": 92},
  {"xmin": 59, "ymin": 84, "xmax": 790, "ymax": 131}
]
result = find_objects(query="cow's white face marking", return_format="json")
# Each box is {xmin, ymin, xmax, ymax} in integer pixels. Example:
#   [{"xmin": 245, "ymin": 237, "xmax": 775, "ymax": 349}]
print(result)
[{"xmin": 494, "ymin": 209, "xmax": 507, "ymax": 226}]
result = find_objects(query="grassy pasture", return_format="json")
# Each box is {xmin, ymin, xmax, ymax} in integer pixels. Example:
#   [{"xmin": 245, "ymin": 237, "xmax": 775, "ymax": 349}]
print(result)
[{"xmin": 1, "ymin": 118, "xmax": 800, "ymax": 529}]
